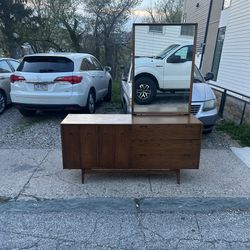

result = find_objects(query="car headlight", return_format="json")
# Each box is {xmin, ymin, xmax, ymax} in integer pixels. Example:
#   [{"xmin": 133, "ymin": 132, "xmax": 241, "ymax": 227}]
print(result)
[{"xmin": 203, "ymin": 99, "xmax": 216, "ymax": 111}]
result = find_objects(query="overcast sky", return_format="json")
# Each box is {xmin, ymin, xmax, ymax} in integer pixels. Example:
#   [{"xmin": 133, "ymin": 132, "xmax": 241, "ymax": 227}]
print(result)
[
  {"xmin": 126, "ymin": 0, "xmax": 157, "ymax": 30},
  {"xmin": 136, "ymin": 0, "xmax": 154, "ymax": 9}
]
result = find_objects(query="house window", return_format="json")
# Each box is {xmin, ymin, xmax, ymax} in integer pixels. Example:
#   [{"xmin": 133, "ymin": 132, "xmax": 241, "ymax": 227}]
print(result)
[
  {"xmin": 223, "ymin": 0, "xmax": 231, "ymax": 9},
  {"xmin": 181, "ymin": 25, "xmax": 195, "ymax": 36},
  {"xmin": 149, "ymin": 25, "xmax": 163, "ymax": 33},
  {"xmin": 212, "ymin": 27, "xmax": 226, "ymax": 81}
]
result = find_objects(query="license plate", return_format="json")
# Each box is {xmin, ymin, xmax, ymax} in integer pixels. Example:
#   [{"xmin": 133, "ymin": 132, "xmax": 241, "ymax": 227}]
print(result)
[{"xmin": 34, "ymin": 83, "xmax": 48, "ymax": 91}]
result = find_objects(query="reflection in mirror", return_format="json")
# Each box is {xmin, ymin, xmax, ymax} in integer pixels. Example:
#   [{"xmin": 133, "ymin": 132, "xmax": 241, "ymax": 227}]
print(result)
[{"xmin": 133, "ymin": 24, "xmax": 196, "ymax": 114}]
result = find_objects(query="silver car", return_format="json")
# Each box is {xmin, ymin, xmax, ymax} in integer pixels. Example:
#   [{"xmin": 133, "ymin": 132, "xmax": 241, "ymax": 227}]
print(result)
[
  {"xmin": 0, "ymin": 58, "xmax": 19, "ymax": 114},
  {"xmin": 121, "ymin": 65, "xmax": 218, "ymax": 133}
]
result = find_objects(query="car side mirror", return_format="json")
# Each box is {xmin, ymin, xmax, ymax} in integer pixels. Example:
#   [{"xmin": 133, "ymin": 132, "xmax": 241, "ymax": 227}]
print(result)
[
  {"xmin": 104, "ymin": 66, "xmax": 111, "ymax": 72},
  {"xmin": 167, "ymin": 55, "xmax": 182, "ymax": 63},
  {"xmin": 204, "ymin": 72, "xmax": 214, "ymax": 81}
]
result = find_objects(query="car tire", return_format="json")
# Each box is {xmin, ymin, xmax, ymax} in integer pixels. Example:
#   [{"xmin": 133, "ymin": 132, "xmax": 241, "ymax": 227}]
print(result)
[
  {"xmin": 19, "ymin": 108, "xmax": 36, "ymax": 117},
  {"xmin": 104, "ymin": 81, "xmax": 112, "ymax": 102},
  {"xmin": 0, "ymin": 90, "xmax": 7, "ymax": 115},
  {"xmin": 203, "ymin": 128, "xmax": 213, "ymax": 134},
  {"xmin": 86, "ymin": 90, "xmax": 95, "ymax": 114},
  {"xmin": 135, "ymin": 77, "xmax": 156, "ymax": 105}
]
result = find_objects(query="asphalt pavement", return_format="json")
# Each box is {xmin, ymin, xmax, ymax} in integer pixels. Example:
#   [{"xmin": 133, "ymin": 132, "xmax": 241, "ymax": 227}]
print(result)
[
  {"xmin": 1, "ymin": 106, "xmax": 250, "ymax": 249},
  {"xmin": 1, "ymin": 198, "xmax": 250, "ymax": 249}
]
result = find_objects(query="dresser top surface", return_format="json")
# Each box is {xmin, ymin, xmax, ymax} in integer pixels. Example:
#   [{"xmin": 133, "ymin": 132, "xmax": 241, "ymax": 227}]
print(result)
[
  {"xmin": 62, "ymin": 114, "xmax": 132, "ymax": 125},
  {"xmin": 61, "ymin": 114, "xmax": 201, "ymax": 125}
]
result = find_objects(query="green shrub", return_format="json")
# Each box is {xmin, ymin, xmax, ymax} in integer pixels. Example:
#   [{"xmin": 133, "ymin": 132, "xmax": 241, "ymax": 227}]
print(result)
[
  {"xmin": 112, "ymin": 80, "xmax": 121, "ymax": 103},
  {"xmin": 217, "ymin": 122, "xmax": 250, "ymax": 146}
]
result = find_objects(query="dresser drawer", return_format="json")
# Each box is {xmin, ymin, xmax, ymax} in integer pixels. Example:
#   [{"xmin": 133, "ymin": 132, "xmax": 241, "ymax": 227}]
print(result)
[
  {"xmin": 132, "ymin": 124, "xmax": 201, "ymax": 140},
  {"xmin": 131, "ymin": 140, "xmax": 200, "ymax": 169}
]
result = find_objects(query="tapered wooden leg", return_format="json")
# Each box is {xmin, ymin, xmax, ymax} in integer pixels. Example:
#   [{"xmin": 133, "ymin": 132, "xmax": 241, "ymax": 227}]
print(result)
[
  {"xmin": 176, "ymin": 169, "xmax": 180, "ymax": 185},
  {"xmin": 81, "ymin": 169, "xmax": 85, "ymax": 184}
]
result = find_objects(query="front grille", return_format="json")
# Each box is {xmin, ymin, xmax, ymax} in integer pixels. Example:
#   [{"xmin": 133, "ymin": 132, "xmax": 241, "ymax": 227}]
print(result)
[{"xmin": 191, "ymin": 104, "xmax": 201, "ymax": 115}]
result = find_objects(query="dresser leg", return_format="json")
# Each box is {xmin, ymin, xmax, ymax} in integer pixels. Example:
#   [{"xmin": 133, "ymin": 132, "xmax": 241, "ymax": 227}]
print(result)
[
  {"xmin": 81, "ymin": 169, "xmax": 85, "ymax": 184},
  {"xmin": 176, "ymin": 169, "xmax": 180, "ymax": 184}
]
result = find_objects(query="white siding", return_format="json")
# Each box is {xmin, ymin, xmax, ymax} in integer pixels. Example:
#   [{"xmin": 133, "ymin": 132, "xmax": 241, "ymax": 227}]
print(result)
[
  {"xmin": 216, "ymin": 0, "xmax": 250, "ymax": 96},
  {"xmin": 183, "ymin": 0, "xmax": 210, "ymax": 53},
  {"xmin": 135, "ymin": 26, "xmax": 193, "ymax": 57}
]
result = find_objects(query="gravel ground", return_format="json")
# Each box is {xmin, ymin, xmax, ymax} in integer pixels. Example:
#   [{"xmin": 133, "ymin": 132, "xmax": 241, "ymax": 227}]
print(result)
[{"xmin": 0, "ymin": 104, "xmax": 240, "ymax": 150}]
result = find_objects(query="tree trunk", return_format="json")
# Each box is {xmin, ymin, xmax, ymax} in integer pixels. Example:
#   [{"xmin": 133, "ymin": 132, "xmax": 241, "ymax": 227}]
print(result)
[{"xmin": 104, "ymin": 39, "xmax": 113, "ymax": 66}]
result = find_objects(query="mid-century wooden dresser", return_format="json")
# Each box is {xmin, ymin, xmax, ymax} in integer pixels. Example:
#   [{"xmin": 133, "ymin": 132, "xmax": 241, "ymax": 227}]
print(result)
[{"xmin": 61, "ymin": 114, "xmax": 202, "ymax": 184}]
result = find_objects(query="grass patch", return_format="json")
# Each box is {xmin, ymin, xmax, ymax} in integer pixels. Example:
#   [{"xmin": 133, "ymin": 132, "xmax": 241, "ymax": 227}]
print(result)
[
  {"xmin": 217, "ymin": 122, "xmax": 250, "ymax": 146},
  {"xmin": 112, "ymin": 80, "xmax": 121, "ymax": 104}
]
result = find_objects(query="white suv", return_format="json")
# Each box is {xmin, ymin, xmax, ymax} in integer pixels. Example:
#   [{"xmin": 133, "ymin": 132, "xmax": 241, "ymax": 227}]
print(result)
[
  {"xmin": 135, "ymin": 43, "xmax": 193, "ymax": 104},
  {"xmin": 10, "ymin": 53, "xmax": 112, "ymax": 116}
]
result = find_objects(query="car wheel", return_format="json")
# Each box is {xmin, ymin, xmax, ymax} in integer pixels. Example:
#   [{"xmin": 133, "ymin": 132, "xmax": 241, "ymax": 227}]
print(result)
[
  {"xmin": 203, "ymin": 128, "xmax": 213, "ymax": 134},
  {"xmin": 0, "ymin": 90, "xmax": 7, "ymax": 114},
  {"xmin": 19, "ymin": 109, "xmax": 36, "ymax": 117},
  {"xmin": 104, "ymin": 81, "xmax": 112, "ymax": 102},
  {"xmin": 86, "ymin": 90, "xmax": 95, "ymax": 114},
  {"xmin": 135, "ymin": 77, "xmax": 156, "ymax": 105}
]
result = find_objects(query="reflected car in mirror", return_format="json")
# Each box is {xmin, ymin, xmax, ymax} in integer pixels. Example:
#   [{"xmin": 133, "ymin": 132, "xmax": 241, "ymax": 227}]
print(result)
[
  {"xmin": 134, "ymin": 43, "xmax": 193, "ymax": 105},
  {"xmin": 121, "ymin": 65, "xmax": 217, "ymax": 133}
]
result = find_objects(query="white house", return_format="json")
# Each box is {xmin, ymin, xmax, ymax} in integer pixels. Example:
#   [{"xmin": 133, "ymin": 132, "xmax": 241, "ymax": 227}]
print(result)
[
  {"xmin": 212, "ymin": 0, "xmax": 250, "ymax": 97},
  {"xmin": 184, "ymin": 0, "xmax": 250, "ymax": 97}
]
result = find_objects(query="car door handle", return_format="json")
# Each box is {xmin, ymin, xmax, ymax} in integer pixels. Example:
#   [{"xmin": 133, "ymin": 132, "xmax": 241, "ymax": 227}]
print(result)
[
  {"xmin": 156, "ymin": 65, "xmax": 163, "ymax": 67},
  {"xmin": 0, "ymin": 77, "xmax": 8, "ymax": 80}
]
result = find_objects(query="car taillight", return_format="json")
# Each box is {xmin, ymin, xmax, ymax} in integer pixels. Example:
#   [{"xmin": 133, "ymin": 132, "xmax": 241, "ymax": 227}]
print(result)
[
  {"xmin": 10, "ymin": 75, "xmax": 26, "ymax": 83},
  {"xmin": 54, "ymin": 76, "xmax": 83, "ymax": 84}
]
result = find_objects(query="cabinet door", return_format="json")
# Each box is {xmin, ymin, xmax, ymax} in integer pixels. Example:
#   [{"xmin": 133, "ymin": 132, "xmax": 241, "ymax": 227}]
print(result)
[
  {"xmin": 98, "ymin": 126, "xmax": 130, "ymax": 169},
  {"xmin": 80, "ymin": 125, "xmax": 98, "ymax": 169},
  {"xmin": 114, "ymin": 126, "xmax": 131, "ymax": 169},
  {"xmin": 61, "ymin": 125, "xmax": 81, "ymax": 169},
  {"xmin": 99, "ymin": 126, "xmax": 115, "ymax": 169}
]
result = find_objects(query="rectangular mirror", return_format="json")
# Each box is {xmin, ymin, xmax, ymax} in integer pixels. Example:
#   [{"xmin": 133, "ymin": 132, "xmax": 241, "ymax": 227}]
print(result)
[{"xmin": 132, "ymin": 23, "xmax": 197, "ymax": 115}]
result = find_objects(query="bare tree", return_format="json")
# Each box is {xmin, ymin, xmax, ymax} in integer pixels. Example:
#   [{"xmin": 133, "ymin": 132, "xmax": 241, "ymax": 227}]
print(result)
[
  {"xmin": 19, "ymin": 0, "xmax": 66, "ymax": 53},
  {"xmin": 0, "ymin": 0, "xmax": 32, "ymax": 57},
  {"xmin": 84, "ymin": 0, "xmax": 141, "ymax": 66},
  {"xmin": 46, "ymin": 0, "xmax": 89, "ymax": 52},
  {"xmin": 146, "ymin": 0, "xmax": 183, "ymax": 23}
]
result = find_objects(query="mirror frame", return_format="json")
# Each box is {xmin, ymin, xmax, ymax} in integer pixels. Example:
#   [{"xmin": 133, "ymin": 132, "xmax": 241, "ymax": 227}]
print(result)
[{"xmin": 132, "ymin": 23, "xmax": 198, "ymax": 116}]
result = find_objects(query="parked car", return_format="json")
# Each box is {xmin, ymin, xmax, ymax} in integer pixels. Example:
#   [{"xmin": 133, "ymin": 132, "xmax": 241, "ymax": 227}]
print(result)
[
  {"xmin": 121, "ymin": 65, "xmax": 218, "ymax": 133},
  {"xmin": 10, "ymin": 53, "xmax": 112, "ymax": 116},
  {"xmin": 0, "ymin": 58, "xmax": 20, "ymax": 114},
  {"xmin": 134, "ymin": 43, "xmax": 194, "ymax": 104}
]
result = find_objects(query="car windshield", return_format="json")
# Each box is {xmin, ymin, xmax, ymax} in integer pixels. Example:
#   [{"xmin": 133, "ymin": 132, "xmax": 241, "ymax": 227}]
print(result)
[
  {"xmin": 193, "ymin": 66, "xmax": 204, "ymax": 83},
  {"xmin": 17, "ymin": 56, "xmax": 74, "ymax": 73},
  {"xmin": 155, "ymin": 44, "xmax": 180, "ymax": 59}
]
